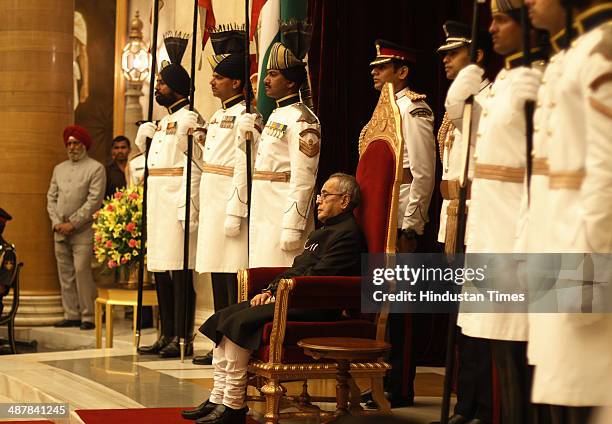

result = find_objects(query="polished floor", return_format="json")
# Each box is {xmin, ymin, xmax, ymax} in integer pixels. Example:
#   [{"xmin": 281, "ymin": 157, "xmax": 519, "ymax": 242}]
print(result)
[{"xmin": 0, "ymin": 312, "xmax": 450, "ymax": 423}]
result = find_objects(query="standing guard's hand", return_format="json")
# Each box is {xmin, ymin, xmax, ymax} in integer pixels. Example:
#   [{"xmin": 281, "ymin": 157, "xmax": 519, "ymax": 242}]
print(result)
[
  {"xmin": 280, "ymin": 228, "xmax": 302, "ymax": 251},
  {"xmin": 237, "ymin": 113, "xmax": 258, "ymax": 140},
  {"xmin": 135, "ymin": 122, "xmax": 157, "ymax": 150},
  {"xmin": 510, "ymin": 67, "xmax": 543, "ymax": 110},
  {"xmin": 177, "ymin": 111, "xmax": 199, "ymax": 136},
  {"xmin": 446, "ymin": 64, "xmax": 484, "ymax": 103}
]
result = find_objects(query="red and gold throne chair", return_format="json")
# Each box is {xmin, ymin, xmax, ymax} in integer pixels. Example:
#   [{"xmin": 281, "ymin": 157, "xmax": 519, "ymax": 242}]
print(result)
[{"xmin": 238, "ymin": 82, "xmax": 404, "ymax": 423}]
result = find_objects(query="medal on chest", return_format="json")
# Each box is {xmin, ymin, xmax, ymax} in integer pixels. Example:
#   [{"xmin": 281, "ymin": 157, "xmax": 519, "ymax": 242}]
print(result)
[
  {"xmin": 264, "ymin": 121, "xmax": 288, "ymax": 139},
  {"xmin": 166, "ymin": 121, "xmax": 177, "ymax": 135},
  {"xmin": 220, "ymin": 116, "xmax": 236, "ymax": 129}
]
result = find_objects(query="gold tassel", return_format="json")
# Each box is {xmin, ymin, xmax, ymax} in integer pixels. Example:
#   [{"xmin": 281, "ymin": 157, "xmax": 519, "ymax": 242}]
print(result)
[{"xmin": 444, "ymin": 200, "xmax": 458, "ymax": 255}]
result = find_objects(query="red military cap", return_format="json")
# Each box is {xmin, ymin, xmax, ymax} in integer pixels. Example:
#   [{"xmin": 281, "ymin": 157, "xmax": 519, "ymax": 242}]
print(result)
[
  {"xmin": 370, "ymin": 39, "xmax": 418, "ymax": 66},
  {"xmin": 63, "ymin": 125, "xmax": 92, "ymax": 150}
]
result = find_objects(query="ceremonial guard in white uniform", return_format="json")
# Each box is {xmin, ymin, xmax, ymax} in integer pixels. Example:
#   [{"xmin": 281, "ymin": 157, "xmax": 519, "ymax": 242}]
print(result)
[
  {"xmin": 457, "ymin": 0, "xmax": 547, "ymax": 421},
  {"xmin": 135, "ymin": 33, "xmax": 203, "ymax": 358},
  {"xmin": 437, "ymin": 21, "xmax": 494, "ymax": 424},
  {"xmin": 249, "ymin": 24, "xmax": 320, "ymax": 268},
  {"xmin": 192, "ymin": 26, "xmax": 262, "ymax": 366},
  {"xmin": 522, "ymin": 2, "xmax": 612, "ymax": 422},
  {"xmin": 368, "ymin": 39, "xmax": 435, "ymax": 408},
  {"xmin": 370, "ymin": 39, "xmax": 436, "ymax": 251}
]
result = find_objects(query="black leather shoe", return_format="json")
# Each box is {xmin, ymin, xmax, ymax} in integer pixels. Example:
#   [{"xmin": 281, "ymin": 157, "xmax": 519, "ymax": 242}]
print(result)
[
  {"xmin": 158, "ymin": 338, "xmax": 193, "ymax": 358},
  {"xmin": 137, "ymin": 336, "xmax": 171, "ymax": 355},
  {"xmin": 195, "ymin": 405, "xmax": 247, "ymax": 423},
  {"xmin": 181, "ymin": 400, "xmax": 218, "ymax": 420},
  {"xmin": 192, "ymin": 350, "xmax": 213, "ymax": 365},
  {"xmin": 465, "ymin": 419, "xmax": 484, "ymax": 424},
  {"xmin": 80, "ymin": 321, "xmax": 95, "ymax": 330},
  {"xmin": 54, "ymin": 319, "xmax": 81, "ymax": 328},
  {"xmin": 448, "ymin": 414, "xmax": 470, "ymax": 424}
]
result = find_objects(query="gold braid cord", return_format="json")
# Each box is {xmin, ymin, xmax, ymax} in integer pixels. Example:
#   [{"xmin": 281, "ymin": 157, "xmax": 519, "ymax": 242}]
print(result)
[
  {"xmin": 437, "ymin": 112, "xmax": 455, "ymax": 163},
  {"xmin": 406, "ymin": 90, "xmax": 427, "ymax": 101}
]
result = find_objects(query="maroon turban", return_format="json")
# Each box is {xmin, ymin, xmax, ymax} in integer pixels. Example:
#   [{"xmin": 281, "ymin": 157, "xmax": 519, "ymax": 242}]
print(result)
[{"xmin": 63, "ymin": 125, "xmax": 92, "ymax": 150}]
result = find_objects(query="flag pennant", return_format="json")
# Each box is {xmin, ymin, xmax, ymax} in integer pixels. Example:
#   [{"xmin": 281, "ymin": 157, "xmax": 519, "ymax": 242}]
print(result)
[{"xmin": 198, "ymin": 0, "xmax": 216, "ymax": 49}]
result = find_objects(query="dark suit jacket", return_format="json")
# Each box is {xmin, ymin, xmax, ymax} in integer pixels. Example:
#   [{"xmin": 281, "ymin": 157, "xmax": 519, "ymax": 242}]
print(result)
[{"xmin": 266, "ymin": 210, "xmax": 368, "ymax": 294}]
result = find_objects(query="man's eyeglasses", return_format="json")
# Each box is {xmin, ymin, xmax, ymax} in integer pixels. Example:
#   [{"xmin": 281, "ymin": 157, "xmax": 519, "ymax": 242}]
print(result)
[{"xmin": 316, "ymin": 191, "xmax": 346, "ymax": 200}]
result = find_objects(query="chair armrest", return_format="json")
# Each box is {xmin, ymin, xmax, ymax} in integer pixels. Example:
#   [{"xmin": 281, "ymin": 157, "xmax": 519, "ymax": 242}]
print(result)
[
  {"xmin": 266, "ymin": 276, "xmax": 361, "ymax": 363},
  {"xmin": 286, "ymin": 276, "xmax": 362, "ymax": 309},
  {"xmin": 238, "ymin": 267, "xmax": 290, "ymax": 301}
]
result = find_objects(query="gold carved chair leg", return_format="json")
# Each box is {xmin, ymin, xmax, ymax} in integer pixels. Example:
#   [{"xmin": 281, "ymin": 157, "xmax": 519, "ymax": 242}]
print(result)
[
  {"xmin": 262, "ymin": 379, "xmax": 285, "ymax": 424},
  {"xmin": 371, "ymin": 375, "xmax": 391, "ymax": 414}
]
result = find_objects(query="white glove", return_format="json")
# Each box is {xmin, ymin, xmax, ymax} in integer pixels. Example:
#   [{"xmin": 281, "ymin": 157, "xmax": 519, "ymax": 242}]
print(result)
[
  {"xmin": 224, "ymin": 215, "xmax": 242, "ymax": 237},
  {"xmin": 236, "ymin": 113, "xmax": 258, "ymax": 140},
  {"xmin": 446, "ymin": 64, "xmax": 484, "ymax": 104},
  {"xmin": 177, "ymin": 111, "xmax": 199, "ymax": 136},
  {"xmin": 280, "ymin": 228, "xmax": 302, "ymax": 251},
  {"xmin": 135, "ymin": 122, "xmax": 156, "ymax": 151},
  {"xmin": 510, "ymin": 67, "xmax": 543, "ymax": 110}
]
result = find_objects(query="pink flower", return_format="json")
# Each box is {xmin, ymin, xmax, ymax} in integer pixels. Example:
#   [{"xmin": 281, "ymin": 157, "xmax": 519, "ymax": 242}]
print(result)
[
  {"xmin": 95, "ymin": 234, "xmax": 102, "ymax": 242},
  {"xmin": 108, "ymin": 260, "xmax": 117, "ymax": 269},
  {"xmin": 106, "ymin": 204, "xmax": 115, "ymax": 212},
  {"xmin": 128, "ymin": 239, "xmax": 137, "ymax": 248},
  {"xmin": 128, "ymin": 192, "xmax": 139, "ymax": 200},
  {"xmin": 120, "ymin": 257, "xmax": 129, "ymax": 264},
  {"xmin": 105, "ymin": 240, "xmax": 113, "ymax": 248},
  {"xmin": 114, "ymin": 191, "xmax": 124, "ymax": 199},
  {"xmin": 125, "ymin": 222, "xmax": 136, "ymax": 232}
]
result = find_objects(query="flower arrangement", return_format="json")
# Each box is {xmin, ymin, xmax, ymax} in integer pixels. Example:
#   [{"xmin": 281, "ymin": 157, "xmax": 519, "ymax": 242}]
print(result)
[{"xmin": 93, "ymin": 186, "xmax": 143, "ymax": 273}]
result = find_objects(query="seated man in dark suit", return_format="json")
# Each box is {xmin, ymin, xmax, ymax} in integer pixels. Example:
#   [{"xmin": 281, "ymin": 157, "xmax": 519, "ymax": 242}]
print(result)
[{"xmin": 182, "ymin": 173, "xmax": 367, "ymax": 424}]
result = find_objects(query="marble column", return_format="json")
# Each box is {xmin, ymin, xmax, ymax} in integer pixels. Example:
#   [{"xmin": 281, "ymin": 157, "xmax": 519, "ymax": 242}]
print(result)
[{"xmin": 0, "ymin": 0, "xmax": 74, "ymax": 325}]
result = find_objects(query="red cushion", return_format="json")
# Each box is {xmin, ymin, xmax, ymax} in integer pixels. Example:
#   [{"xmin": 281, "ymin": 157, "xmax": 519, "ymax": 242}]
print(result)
[
  {"xmin": 255, "ymin": 319, "xmax": 376, "ymax": 363},
  {"xmin": 354, "ymin": 140, "xmax": 396, "ymax": 253},
  {"xmin": 246, "ymin": 267, "xmax": 289, "ymax": 296},
  {"xmin": 286, "ymin": 276, "xmax": 362, "ymax": 309}
]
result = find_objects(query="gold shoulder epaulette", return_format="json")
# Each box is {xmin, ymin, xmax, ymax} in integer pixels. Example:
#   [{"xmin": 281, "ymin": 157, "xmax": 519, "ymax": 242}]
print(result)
[{"xmin": 406, "ymin": 90, "xmax": 427, "ymax": 101}]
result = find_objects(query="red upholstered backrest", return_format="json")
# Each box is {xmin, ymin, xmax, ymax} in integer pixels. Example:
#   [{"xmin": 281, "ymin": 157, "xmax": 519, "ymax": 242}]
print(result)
[{"xmin": 354, "ymin": 140, "xmax": 396, "ymax": 254}]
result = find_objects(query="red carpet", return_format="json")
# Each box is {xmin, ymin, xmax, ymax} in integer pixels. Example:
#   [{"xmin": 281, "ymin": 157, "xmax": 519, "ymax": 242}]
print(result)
[{"xmin": 76, "ymin": 408, "xmax": 260, "ymax": 424}]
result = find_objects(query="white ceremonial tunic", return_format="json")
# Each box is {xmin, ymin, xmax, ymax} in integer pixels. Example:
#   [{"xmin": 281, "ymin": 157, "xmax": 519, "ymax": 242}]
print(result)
[
  {"xmin": 438, "ymin": 79, "xmax": 491, "ymax": 244},
  {"xmin": 395, "ymin": 88, "xmax": 436, "ymax": 234},
  {"xmin": 458, "ymin": 55, "xmax": 545, "ymax": 342},
  {"xmin": 529, "ymin": 11, "xmax": 612, "ymax": 407},
  {"xmin": 196, "ymin": 96, "xmax": 262, "ymax": 273},
  {"xmin": 135, "ymin": 100, "xmax": 203, "ymax": 271},
  {"xmin": 249, "ymin": 94, "xmax": 320, "ymax": 268}
]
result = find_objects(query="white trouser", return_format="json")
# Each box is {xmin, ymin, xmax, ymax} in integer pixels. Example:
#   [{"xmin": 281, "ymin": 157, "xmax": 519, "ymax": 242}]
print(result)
[{"xmin": 209, "ymin": 336, "xmax": 252, "ymax": 409}]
